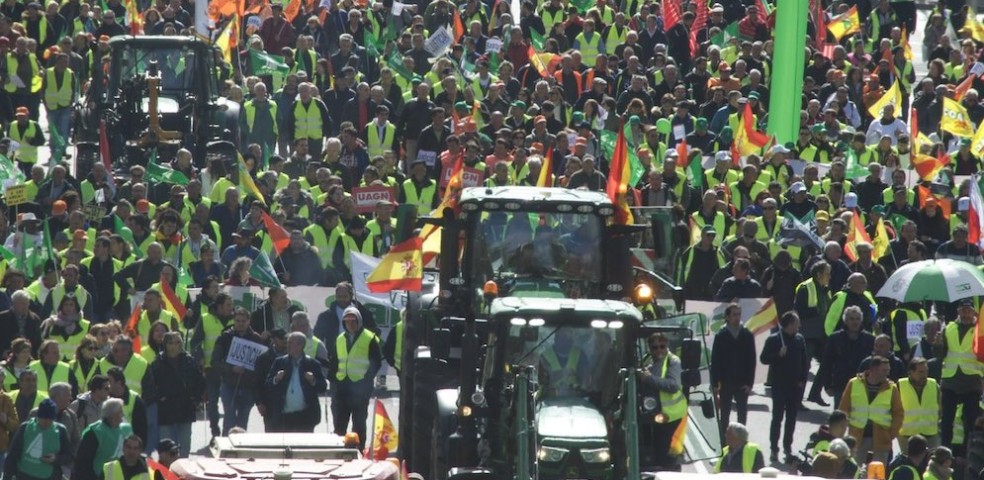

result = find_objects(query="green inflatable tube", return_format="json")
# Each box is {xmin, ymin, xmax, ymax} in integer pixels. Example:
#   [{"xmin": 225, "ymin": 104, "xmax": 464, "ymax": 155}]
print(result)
[{"xmin": 766, "ymin": 0, "xmax": 810, "ymax": 145}]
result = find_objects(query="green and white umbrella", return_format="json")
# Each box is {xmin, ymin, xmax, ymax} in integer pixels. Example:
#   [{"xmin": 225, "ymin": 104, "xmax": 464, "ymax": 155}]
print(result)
[{"xmin": 876, "ymin": 259, "xmax": 984, "ymax": 302}]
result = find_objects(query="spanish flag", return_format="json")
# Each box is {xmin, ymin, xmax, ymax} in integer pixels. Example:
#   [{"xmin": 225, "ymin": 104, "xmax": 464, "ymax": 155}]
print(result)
[
  {"xmin": 942, "ymin": 97, "xmax": 976, "ymax": 138},
  {"xmin": 843, "ymin": 210, "xmax": 872, "ymax": 263},
  {"xmin": 912, "ymin": 154, "xmax": 945, "ymax": 181},
  {"xmin": 126, "ymin": 305, "xmax": 142, "ymax": 353},
  {"xmin": 743, "ymin": 299, "xmax": 778, "ymax": 336},
  {"xmin": 124, "ymin": 0, "xmax": 143, "ymax": 34},
  {"xmin": 237, "ymin": 153, "xmax": 266, "ymax": 205},
  {"xmin": 606, "ymin": 123, "xmax": 634, "ymax": 225},
  {"xmin": 872, "ymin": 218, "xmax": 889, "ymax": 261},
  {"xmin": 537, "ymin": 148, "xmax": 554, "ymax": 187},
  {"xmin": 367, "ymin": 237, "xmax": 423, "ymax": 292},
  {"xmin": 366, "ymin": 399, "xmax": 399, "ymax": 460},
  {"xmin": 827, "ymin": 5, "xmax": 860, "ymax": 41},
  {"xmin": 917, "ymin": 185, "xmax": 952, "ymax": 219},
  {"xmin": 159, "ymin": 277, "xmax": 187, "ymax": 320},
  {"xmin": 733, "ymin": 103, "xmax": 770, "ymax": 157}
]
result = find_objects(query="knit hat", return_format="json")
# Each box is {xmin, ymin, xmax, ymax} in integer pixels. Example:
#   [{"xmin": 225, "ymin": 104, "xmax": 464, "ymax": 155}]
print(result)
[{"xmin": 37, "ymin": 399, "xmax": 57, "ymax": 419}]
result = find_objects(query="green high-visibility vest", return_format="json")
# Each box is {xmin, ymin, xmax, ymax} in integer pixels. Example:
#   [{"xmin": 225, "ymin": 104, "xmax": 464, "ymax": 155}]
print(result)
[
  {"xmin": 715, "ymin": 443, "xmax": 761, "ymax": 473},
  {"xmin": 303, "ymin": 224, "xmax": 343, "ymax": 269},
  {"xmin": 18, "ymin": 418, "xmax": 61, "ymax": 479},
  {"xmin": 9, "ymin": 121, "xmax": 39, "ymax": 164},
  {"xmin": 401, "ymin": 179, "xmax": 437, "ymax": 215},
  {"xmin": 335, "ymin": 329, "xmax": 376, "ymax": 381},
  {"xmin": 293, "ymin": 100, "xmax": 323, "ymax": 140},
  {"xmin": 44, "ymin": 67, "xmax": 74, "ymax": 110},
  {"xmin": 98, "ymin": 356, "xmax": 148, "ymax": 395},
  {"xmin": 898, "ymin": 377, "xmax": 939, "ymax": 436},
  {"xmin": 847, "ymin": 376, "xmax": 893, "ymax": 429},
  {"xmin": 244, "ymin": 99, "xmax": 279, "ymax": 137},
  {"xmin": 657, "ymin": 354, "xmax": 686, "ymax": 422},
  {"xmin": 82, "ymin": 420, "xmax": 133, "ymax": 476}
]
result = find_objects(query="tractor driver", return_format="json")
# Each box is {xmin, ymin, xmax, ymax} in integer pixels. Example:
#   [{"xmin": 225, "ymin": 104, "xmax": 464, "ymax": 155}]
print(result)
[{"xmin": 538, "ymin": 328, "xmax": 589, "ymax": 397}]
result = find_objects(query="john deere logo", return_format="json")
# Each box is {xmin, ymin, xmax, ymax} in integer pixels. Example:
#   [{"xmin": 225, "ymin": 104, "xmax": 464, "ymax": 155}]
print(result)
[
  {"xmin": 956, "ymin": 283, "xmax": 971, "ymax": 292},
  {"xmin": 891, "ymin": 278, "xmax": 907, "ymax": 293}
]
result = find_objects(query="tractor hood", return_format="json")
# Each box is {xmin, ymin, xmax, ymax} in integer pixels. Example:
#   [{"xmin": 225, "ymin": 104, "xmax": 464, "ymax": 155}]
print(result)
[{"xmin": 536, "ymin": 397, "xmax": 608, "ymax": 440}]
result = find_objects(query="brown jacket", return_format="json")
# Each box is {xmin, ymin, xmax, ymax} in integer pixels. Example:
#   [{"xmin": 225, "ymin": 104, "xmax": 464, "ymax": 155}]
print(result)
[
  {"xmin": 0, "ymin": 391, "xmax": 19, "ymax": 451},
  {"xmin": 838, "ymin": 373, "xmax": 904, "ymax": 452}
]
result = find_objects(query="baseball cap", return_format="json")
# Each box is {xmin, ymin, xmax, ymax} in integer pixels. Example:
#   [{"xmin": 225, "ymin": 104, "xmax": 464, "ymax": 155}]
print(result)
[
  {"xmin": 790, "ymin": 181, "xmax": 806, "ymax": 194},
  {"xmin": 37, "ymin": 399, "xmax": 57, "ymax": 419},
  {"xmin": 816, "ymin": 210, "xmax": 830, "ymax": 221},
  {"xmin": 844, "ymin": 192, "xmax": 858, "ymax": 208},
  {"xmin": 701, "ymin": 225, "xmax": 716, "ymax": 236},
  {"xmin": 959, "ymin": 298, "xmax": 975, "ymax": 308},
  {"xmin": 268, "ymin": 328, "xmax": 288, "ymax": 339},
  {"xmin": 714, "ymin": 151, "xmax": 731, "ymax": 163},
  {"xmin": 770, "ymin": 144, "xmax": 790, "ymax": 155}
]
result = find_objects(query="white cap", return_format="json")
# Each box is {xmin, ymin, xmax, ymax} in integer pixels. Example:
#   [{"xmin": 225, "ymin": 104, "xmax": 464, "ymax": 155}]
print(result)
[
  {"xmin": 714, "ymin": 151, "xmax": 732, "ymax": 162},
  {"xmin": 770, "ymin": 144, "xmax": 790, "ymax": 155},
  {"xmin": 844, "ymin": 192, "xmax": 858, "ymax": 208},
  {"xmin": 18, "ymin": 213, "xmax": 37, "ymax": 222},
  {"xmin": 959, "ymin": 196, "xmax": 971, "ymax": 212},
  {"xmin": 791, "ymin": 181, "xmax": 807, "ymax": 194}
]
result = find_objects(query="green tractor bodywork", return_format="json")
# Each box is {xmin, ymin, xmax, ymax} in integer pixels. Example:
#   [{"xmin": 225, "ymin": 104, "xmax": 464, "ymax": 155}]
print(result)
[{"xmin": 399, "ymin": 186, "xmax": 705, "ymax": 480}]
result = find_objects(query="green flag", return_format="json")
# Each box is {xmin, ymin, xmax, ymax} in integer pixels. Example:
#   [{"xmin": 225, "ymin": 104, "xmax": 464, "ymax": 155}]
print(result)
[
  {"xmin": 571, "ymin": 0, "xmax": 591, "ymax": 13},
  {"xmin": 710, "ymin": 22, "xmax": 740, "ymax": 47},
  {"xmin": 250, "ymin": 250, "xmax": 281, "ymax": 287},
  {"xmin": 844, "ymin": 149, "xmax": 869, "ymax": 180},
  {"xmin": 689, "ymin": 154, "xmax": 704, "ymax": 189},
  {"xmin": 386, "ymin": 50, "xmax": 414, "ymax": 81},
  {"xmin": 531, "ymin": 29, "xmax": 546, "ymax": 51},
  {"xmin": 146, "ymin": 161, "xmax": 190, "ymax": 186},
  {"xmin": 0, "ymin": 245, "xmax": 14, "ymax": 263},
  {"xmin": 115, "ymin": 216, "xmax": 143, "ymax": 257},
  {"xmin": 0, "ymin": 154, "xmax": 23, "ymax": 182},
  {"xmin": 600, "ymin": 129, "xmax": 646, "ymax": 186},
  {"xmin": 364, "ymin": 29, "xmax": 383, "ymax": 57},
  {"xmin": 249, "ymin": 49, "xmax": 290, "ymax": 77}
]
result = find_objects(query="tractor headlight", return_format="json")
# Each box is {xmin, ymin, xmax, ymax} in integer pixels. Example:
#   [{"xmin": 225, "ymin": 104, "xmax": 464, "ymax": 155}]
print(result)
[
  {"xmin": 642, "ymin": 397, "xmax": 658, "ymax": 411},
  {"xmin": 580, "ymin": 448, "xmax": 611, "ymax": 464},
  {"xmin": 537, "ymin": 446, "xmax": 567, "ymax": 463}
]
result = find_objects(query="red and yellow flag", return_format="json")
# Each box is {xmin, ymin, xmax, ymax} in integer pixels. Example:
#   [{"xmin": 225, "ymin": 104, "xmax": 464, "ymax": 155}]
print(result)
[
  {"xmin": 261, "ymin": 211, "xmax": 291, "ymax": 256},
  {"xmin": 452, "ymin": 9, "xmax": 465, "ymax": 42},
  {"xmin": 843, "ymin": 210, "xmax": 872, "ymax": 262},
  {"xmin": 912, "ymin": 154, "xmax": 945, "ymax": 181},
  {"xmin": 744, "ymin": 298, "xmax": 779, "ymax": 335},
  {"xmin": 537, "ymin": 148, "xmax": 554, "ymax": 187},
  {"xmin": 365, "ymin": 399, "xmax": 399, "ymax": 460},
  {"xmin": 367, "ymin": 237, "xmax": 423, "ymax": 292},
  {"xmin": 160, "ymin": 278, "xmax": 187, "ymax": 320},
  {"xmin": 733, "ymin": 103, "xmax": 770, "ymax": 157},
  {"xmin": 127, "ymin": 305, "xmax": 142, "ymax": 353},
  {"xmin": 917, "ymin": 185, "xmax": 952, "ymax": 219},
  {"xmin": 283, "ymin": 0, "xmax": 301, "ymax": 22},
  {"xmin": 606, "ymin": 124, "xmax": 634, "ymax": 225},
  {"xmin": 124, "ymin": 0, "xmax": 143, "ymax": 35}
]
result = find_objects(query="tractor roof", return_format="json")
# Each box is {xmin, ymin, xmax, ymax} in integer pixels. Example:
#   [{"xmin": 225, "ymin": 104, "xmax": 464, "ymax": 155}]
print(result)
[
  {"xmin": 109, "ymin": 35, "xmax": 211, "ymax": 50},
  {"xmin": 459, "ymin": 186, "xmax": 614, "ymax": 212},
  {"xmin": 489, "ymin": 297, "xmax": 642, "ymax": 322}
]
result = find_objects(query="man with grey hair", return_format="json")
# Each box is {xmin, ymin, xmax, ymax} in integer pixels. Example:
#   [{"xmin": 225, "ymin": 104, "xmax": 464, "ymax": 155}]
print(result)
[
  {"xmin": 715, "ymin": 422, "xmax": 764, "ymax": 473},
  {"xmin": 824, "ymin": 272, "xmax": 877, "ymax": 335},
  {"xmin": 0, "ymin": 289, "xmax": 41, "ymax": 355},
  {"xmin": 820, "ymin": 305, "xmax": 876, "ymax": 407},
  {"xmin": 33, "ymin": 382, "xmax": 80, "ymax": 452},
  {"xmin": 291, "ymin": 312, "xmax": 328, "ymax": 364},
  {"xmin": 266, "ymin": 331, "xmax": 328, "ymax": 432},
  {"xmin": 73, "ymin": 398, "xmax": 133, "ymax": 480}
]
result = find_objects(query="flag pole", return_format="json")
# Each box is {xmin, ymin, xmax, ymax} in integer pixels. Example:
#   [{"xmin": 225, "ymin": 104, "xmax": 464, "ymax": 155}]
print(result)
[{"xmin": 366, "ymin": 396, "xmax": 377, "ymax": 458}]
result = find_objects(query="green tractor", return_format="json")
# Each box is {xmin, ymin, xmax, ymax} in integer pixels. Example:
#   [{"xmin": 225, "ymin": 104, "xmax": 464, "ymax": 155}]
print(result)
[{"xmin": 399, "ymin": 186, "xmax": 706, "ymax": 480}]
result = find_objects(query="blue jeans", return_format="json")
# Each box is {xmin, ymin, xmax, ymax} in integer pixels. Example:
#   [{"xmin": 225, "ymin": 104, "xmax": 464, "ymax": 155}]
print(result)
[
  {"xmin": 47, "ymin": 107, "xmax": 71, "ymax": 160},
  {"xmin": 158, "ymin": 422, "xmax": 192, "ymax": 458},
  {"xmin": 145, "ymin": 403, "xmax": 159, "ymax": 455},
  {"xmin": 220, "ymin": 381, "xmax": 254, "ymax": 435}
]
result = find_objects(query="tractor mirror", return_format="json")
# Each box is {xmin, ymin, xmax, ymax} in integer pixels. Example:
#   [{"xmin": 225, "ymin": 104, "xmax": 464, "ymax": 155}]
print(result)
[
  {"xmin": 430, "ymin": 328, "xmax": 451, "ymax": 360},
  {"xmin": 679, "ymin": 339, "xmax": 701, "ymax": 370}
]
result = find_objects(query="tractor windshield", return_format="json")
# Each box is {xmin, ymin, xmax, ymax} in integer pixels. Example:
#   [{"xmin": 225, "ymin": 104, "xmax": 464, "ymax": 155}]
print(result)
[
  {"xmin": 117, "ymin": 46, "xmax": 197, "ymax": 94},
  {"xmin": 470, "ymin": 211, "xmax": 603, "ymax": 286},
  {"xmin": 505, "ymin": 324, "xmax": 622, "ymax": 399}
]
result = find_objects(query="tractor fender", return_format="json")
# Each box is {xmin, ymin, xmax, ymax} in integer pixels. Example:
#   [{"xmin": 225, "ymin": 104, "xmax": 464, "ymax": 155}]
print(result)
[
  {"xmin": 431, "ymin": 388, "xmax": 460, "ymax": 480},
  {"xmin": 213, "ymin": 97, "xmax": 241, "ymax": 138}
]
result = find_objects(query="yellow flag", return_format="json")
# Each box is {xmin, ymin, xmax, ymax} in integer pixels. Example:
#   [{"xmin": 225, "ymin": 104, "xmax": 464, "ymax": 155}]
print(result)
[
  {"xmin": 967, "ymin": 10, "xmax": 984, "ymax": 42},
  {"xmin": 216, "ymin": 17, "xmax": 235, "ymax": 63},
  {"xmin": 828, "ymin": 5, "xmax": 861, "ymax": 41},
  {"xmin": 942, "ymin": 97, "xmax": 976, "ymax": 138},
  {"xmin": 866, "ymin": 80, "xmax": 902, "ymax": 119},
  {"xmin": 971, "ymin": 120, "xmax": 984, "ymax": 157},
  {"xmin": 872, "ymin": 218, "xmax": 889, "ymax": 261}
]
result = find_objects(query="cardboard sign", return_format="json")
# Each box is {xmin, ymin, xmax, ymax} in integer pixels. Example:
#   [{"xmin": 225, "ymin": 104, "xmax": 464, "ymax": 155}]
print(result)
[
  {"xmin": 353, "ymin": 185, "xmax": 395, "ymax": 213},
  {"xmin": 4, "ymin": 185, "xmax": 27, "ymax": 206},
  {"xmin": 425, "ymin": 26, "xmax": 454, "ymax": 57},
  {"xmin": 226, "ymin": 337, "xmax": 269, "ymax": 371},
  {"xmin": 83, "ymin": 204, "xmax": 105, "ymax": 223},
  {"xmin": 486, "ymin": 38, "xmax": 503, "ymax": 53}
]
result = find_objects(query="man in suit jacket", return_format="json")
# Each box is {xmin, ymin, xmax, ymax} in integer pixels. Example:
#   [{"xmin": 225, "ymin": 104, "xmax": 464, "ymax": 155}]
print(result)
[
  {"xmin": 265, "ymin": 332, "xmax": 329, "ymax": 433},
  {"xmin": 0, "ymin": 290, "xmax": 42, "ymax": 357}
]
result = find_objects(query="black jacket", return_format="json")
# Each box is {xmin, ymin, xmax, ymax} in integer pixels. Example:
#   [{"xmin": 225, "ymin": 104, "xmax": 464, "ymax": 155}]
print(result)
[
  {"xmin": 821, "ymin": 330, "xmax": 876, "ymax": 390},
  {"xmin": 313, "ymin": 300, "xmax": 380, "ymax": 345},
  {"xmin": 151, "ymin": 352, "xmax": 205, "ymax": 426},
  {"xmin": 0, "ymin": 309, "xmax": 42, "ymax": 357},
  {"xmin": 264, "ymin": 354, "xmax": 328, "ymax": 426},
  {"xmin": 760, "ymin": 330, "xmax": 809, "ymax": 386},
  {"xmin": 710, "ymin": 326, "xmax": 756, "ymax": 388},
  {"xmin": 327, "ymin": 328, "xmax": 382, "ymax": 394},
  {"xmin": 249, "ymin": 301, "xmax": 303, "ymax": 337}
]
